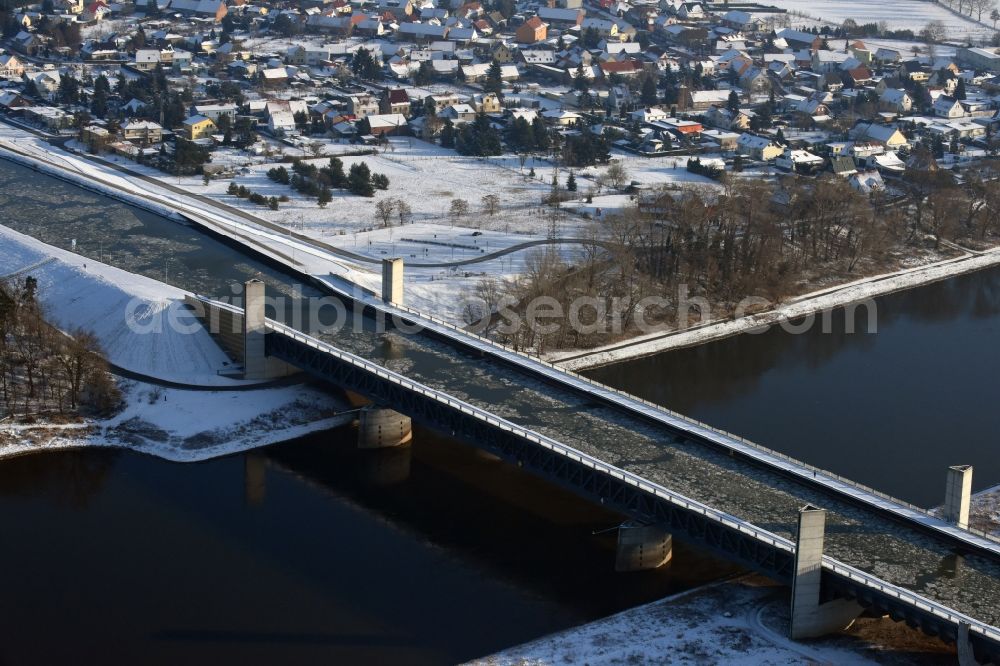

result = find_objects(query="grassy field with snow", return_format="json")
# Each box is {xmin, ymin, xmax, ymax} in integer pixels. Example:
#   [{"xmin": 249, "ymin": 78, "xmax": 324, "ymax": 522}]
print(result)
[{"xmin": 761, "ymin": 0, "xmax": 993, "ymax": 41}]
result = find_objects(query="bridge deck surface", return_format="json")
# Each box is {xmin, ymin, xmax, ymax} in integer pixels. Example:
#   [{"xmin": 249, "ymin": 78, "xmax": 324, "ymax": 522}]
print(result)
[{"xmin": 318, "ymin": 323, "xmax": 1000, "ymax": 631}]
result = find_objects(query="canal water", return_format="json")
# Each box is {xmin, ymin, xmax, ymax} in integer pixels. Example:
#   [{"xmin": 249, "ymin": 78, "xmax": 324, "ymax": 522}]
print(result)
[{"xmin": 1, "ymin": 156, "xmax": 998, "ymax": 660}]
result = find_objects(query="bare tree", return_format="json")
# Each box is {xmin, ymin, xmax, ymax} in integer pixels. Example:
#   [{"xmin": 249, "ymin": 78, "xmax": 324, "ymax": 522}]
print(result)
[
  {"xmin": 449, "ymin": 198, "xmax": 469, "ymax": 223},
  {"xmin": 375, "ymin": 198, "xmax": 395, "ymax": 227},
  {"xmin": 605, "ymin": 161, "xmax": 630, "ymax": 190},
  {"xmin": 396, "ymin": 199, "xmax": 412, "ymax": 226},
  {"xmin": 481, "ymin": 193, "xmax": 500, "ymax": 216}
]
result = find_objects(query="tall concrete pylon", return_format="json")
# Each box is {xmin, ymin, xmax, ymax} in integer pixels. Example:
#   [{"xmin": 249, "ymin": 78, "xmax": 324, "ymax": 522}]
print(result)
[
  {"xmin": 382, "ymin": 258, "xmax": 404, "ymax": 306},
  {"xmin": 944, "ymin": 465, "xmax": 973, "ymax": 530},
  {"xmin": 790, "ymin": 505, "xmax": 862, "ymax": 639},
  {"xmin": 243, "ymin": 278, "xmax": 267, "ymax": 380}
]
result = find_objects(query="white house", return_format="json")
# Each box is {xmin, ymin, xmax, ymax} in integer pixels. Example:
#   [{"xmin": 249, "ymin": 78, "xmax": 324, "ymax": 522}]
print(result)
[{"xmin": 268, "ymin": 110, "xmax": 297, "ymax": 134}]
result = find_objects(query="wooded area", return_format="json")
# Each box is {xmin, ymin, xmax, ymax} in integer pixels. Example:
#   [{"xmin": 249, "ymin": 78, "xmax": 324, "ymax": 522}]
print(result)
[
  {"xmin": 0, "ymin": 277, "xmax": 119, "ymax": 421},
  {"xmin": 473, "ymin": 158, "xmax": 1000, "ymax": 352}
]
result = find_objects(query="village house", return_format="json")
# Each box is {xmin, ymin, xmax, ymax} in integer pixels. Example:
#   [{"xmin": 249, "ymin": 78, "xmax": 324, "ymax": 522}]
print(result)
[
  {"xmin": 379, "ymin": 88, "xmax": 412, "ymax": 117},
  {"xmin": 933, "ymin": 95, "xmax": 965, "ymax": 119},
  {"xmin": 879, "ymin": 89, "xmax": 913, "ymax": 114},
  {"xmin": 348, "ymin": 94, "xmax": 380, "ymax": 119},
  {"xmin": 268, "ymin": 111, "xmax": 296, "ymax": 135},
  {"xmin": 0, "ymin": 54, "xmax": 24, "ymax": 79},
  {"xmin": 181, "ymin": 114, "xmax": 217, "ymax": 140},
  {"xmin": 737, "ymin": 133, "xmax": 783, "ymax": 160},
  {"xmin": 365, "ymin": 113, "xmax": 408, "ymax": 136},
  {"xmin": 516, "ymin": 17, "xmax": 547, "ymax": 44},
  {"xmin": 122, "ymin": 120, "xmax": 164, "ymax": 145},
  {"xmin": 851, "ymin": 122, "xmax": 909, "ymax": 149}
]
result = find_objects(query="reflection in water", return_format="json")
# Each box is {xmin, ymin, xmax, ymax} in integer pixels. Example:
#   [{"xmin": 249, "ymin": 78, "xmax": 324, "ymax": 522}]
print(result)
[
  {"xmin": 588, "ymin": 267, "xmax": 1000, "ymax": 506},
  {"xmin": 0, "ymin": 425, "xmax": 739, "ymax": 665},
  {"xmin": 0, "ymin": 449, "xmax": 117, "ymax": 507}
]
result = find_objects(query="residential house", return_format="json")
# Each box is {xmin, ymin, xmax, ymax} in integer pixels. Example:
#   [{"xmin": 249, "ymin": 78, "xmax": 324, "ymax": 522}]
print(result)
[
  {"xmin": 737, "ymin": 133, "xmax": 782, "ymax": 160},
  {"xmin": 516, "ymin": 16, "xmax": 547, "ymax": 44},
  {"xmin": 379, "ymin": 88, "xmax": 411, "ymax": 116},
  {"xmin": 439, "ymin": 103, "xmax": 477, "ymax": 122},
  {"xmin": 365, "ymin": 113, "xmax": 408, "ymax": 135},
  {"xmin": 166, "ymin": 0, "xmax": 227, "ymax": 22},
  {"xmin": 0, "ymin": 54, "xmax": 24, "ymax": 79},
  {"xmin": 850, "ymin": 122, "xmax": 909, "ymax": 149},
  {"xmin": 537, "ymin": 7, "xmax": 584, "ymax": 27},
  {"xmin": 181, "ymin": 114, "xmax": 217, "ymax": 140},
  {"xmin": 122, "ymin": 120, "xmax": 164, "ymax": 145},
  {"xmin": 472, "ymin": 92, "xmax": 501, "ymax": 113},
  {"xmin": 268, "ymin": 111, "xmax": 297, "ymax": 135},
  {"xmin": 879, "ymin": 89, "xmax": 913, "ymax": 114},
  {"xmin": 133, "ymin": 49, "xmax": 161, "ymax": 72},
  {"xmin": 194, "ymin": 104, "xmax": 237, "ymax": 124},
  {"xmin": 933, "ymin": 95, "xmax": 965, "ymax": 118},
  {"xmin": 348, "ymin": 94, "xmax": 380, "ymax": 119}
]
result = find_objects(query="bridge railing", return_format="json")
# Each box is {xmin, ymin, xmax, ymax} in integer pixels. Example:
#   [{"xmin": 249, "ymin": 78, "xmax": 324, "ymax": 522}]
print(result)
[
  {"xmin": 267, "ymin": 318, "xmax": 1000, "ymax": 644},
  {"xmin": 821, "ymin": 556, "xmax": 1000, "ymax": 644},
  {"xmin": 362, "ymin": 293, "xmax": 1000, "ymax": 548}
]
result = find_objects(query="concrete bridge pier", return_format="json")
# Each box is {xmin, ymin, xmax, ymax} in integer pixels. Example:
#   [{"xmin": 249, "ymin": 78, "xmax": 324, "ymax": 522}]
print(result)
[
  {"xmin": 243, "ymin": 279, "xmax": 296, "ymax": 380},
  {"xmin": 357, "ymin": 406, "xmax": 413, "ymax": 449},
  {"xmin": 382, "ymin": 258, "xmax": 404, "ymax": 305},
  {"xmin": 944, "ymin": 465, "xmax": 973, "ymax": 530},
  {"xmin": 615, "ymin": 521, "xmax": 672, "ymax": 572},
  {"xmin": 790, "ymin": 505, "xmax": 863, "ymax": 640}
]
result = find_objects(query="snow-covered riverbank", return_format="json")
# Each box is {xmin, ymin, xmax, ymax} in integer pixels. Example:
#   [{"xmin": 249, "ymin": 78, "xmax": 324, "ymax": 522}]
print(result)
[
  {"xmin": 548, "ymin": 247, "xmax": 1000, "ymax": 371},
  {"xmin": 473, "ymin": 575, "xmax": 954, "ymax": 665},
  {"xmin": 0, "ymin": 227, "xmax": 352, "ymax": 462}
]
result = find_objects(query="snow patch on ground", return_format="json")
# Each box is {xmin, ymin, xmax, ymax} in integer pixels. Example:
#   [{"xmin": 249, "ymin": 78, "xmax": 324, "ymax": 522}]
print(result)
[
  {"xmin": 473, "ymin": 577, "xmax": 882, "ymax": 665},
  {"xmin": 0, "ymin": 381, "xmax": 351, "ymax": 463}
]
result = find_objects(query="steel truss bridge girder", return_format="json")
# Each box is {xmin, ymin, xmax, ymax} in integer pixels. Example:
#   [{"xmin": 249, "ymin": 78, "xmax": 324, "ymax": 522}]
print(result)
[{"xmin": 266, "ymin": 331, "xmax": 1000, "ymax": 664}]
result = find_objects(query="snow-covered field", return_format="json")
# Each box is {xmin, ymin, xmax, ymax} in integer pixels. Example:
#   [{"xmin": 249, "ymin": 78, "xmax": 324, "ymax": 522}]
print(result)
[{"xmin": 759, "ymin": 0, "xmax": 993, "ymax": 41}]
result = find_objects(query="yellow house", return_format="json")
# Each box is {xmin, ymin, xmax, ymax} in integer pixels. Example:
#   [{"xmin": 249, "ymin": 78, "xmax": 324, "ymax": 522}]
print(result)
[{"xmin": 182, "ymin": 114, "xmax": 217, "ymax": 140}]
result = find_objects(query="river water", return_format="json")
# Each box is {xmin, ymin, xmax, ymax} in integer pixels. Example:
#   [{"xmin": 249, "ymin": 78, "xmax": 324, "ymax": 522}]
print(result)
[{"xmin": 0, "ymin": 156, "xmax": 996, "ymax": 661}]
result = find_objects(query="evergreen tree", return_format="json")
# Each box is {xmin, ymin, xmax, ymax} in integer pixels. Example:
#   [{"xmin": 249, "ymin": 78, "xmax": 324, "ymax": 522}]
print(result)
[
  {"xmin": 532, "ymin": 115, "xmax": 549, "ymax": 151},
  {"xmin": 640, "ymin": 74, "xmax": 658, "ymax": 107},
  {"xmin": 440, "ymin": 118, "xmax": 456, "ymax": 148},
  {"xmin": 317, "ymin": 185, "xmax": 332, "ymax": 207},
  {"xmin": 566, "ymin": 171, "xmax": 577, "ymax": 192},
  {"xmin": 348, "ymin": 162, "xmax": 374, "ymax": 196},
  {"xmin": 326, "ymin": 157, "xmax": 346, "ymax": 188},
  {"xmin": 508, "ymin": 116, "xmax": 535, "ymax": 151},
  {"xmin": 90, "ymin": 74, "xmax": 109, "ymax": 117},
  {"xmin": 727, "ymin": 89, "xmax": 740, "ymax": 113},
  {"xmin": 484, "ymin": 60, "xmax": 504, "ymax": 97},
  {"xmin": 956, "ymin": 77, "xmax": 967, "ymax": 100}
]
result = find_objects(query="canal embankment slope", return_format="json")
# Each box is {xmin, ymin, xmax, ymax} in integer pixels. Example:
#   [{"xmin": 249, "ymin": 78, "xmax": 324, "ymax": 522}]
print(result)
[{"xmin": 0, "ymin": 226, "xmax": 351, "ymax": 462}]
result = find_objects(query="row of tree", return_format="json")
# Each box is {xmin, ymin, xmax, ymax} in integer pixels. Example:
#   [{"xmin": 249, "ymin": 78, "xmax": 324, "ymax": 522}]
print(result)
[{"xmin": 0, "ymin": 278, "xmax": 119, "ymax": 419}]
